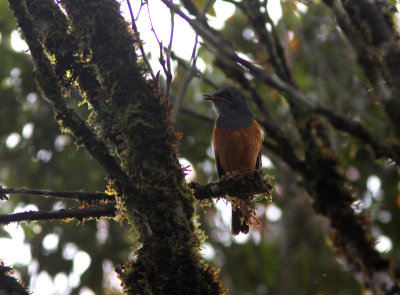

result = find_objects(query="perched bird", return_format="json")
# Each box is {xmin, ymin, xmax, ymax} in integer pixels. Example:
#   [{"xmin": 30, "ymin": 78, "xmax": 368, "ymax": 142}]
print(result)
[{"xmin": 203, "ymin": 87, "xmax": 263, "ymax": 235}]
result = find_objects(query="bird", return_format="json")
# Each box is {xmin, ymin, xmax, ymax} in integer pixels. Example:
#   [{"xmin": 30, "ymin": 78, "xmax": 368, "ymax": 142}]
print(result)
[{"xmin": 203, "ymin": 87, "xmax": 263, "ymax": 235}]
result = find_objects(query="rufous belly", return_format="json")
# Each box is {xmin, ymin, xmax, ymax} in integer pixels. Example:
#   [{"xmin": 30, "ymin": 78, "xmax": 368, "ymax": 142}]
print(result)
[{"xmin": 213, "ymin": 120, "xmax": 262, "ymax": 174}]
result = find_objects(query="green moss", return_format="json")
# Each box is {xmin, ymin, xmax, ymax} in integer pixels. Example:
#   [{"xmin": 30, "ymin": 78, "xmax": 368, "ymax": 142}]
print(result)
[{"xmin": 12, "ymin": 0, "xmax": 227, "ymax": 292}]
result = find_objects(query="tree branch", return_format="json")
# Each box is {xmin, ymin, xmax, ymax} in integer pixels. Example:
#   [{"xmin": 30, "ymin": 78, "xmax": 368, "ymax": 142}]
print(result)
[
  {"xmin": 232, "ymin": 0, "xmax": 293, "ymax": 83},
  {"xmin": 0, "ymin": 203, "xmax": 116, "ymax": 225},
  {"xmin": 0, "ymin": 170, "xmax": 272, "ymax": 204},
  {"xmin": 161, "ymin": 1, "xmax": 400, "ymax": 293},
  {"xmin": 161, "ymin": 0, "xmax": 317, "ymax": 113},
  {"xmin": 0, "ymin": 262, "xmax": 29, "ymax": 295},
  {"xmin": 127, "ymin": 0, "xmax": 155, "ymax": 80},
  {"xmin": 163, "ymin": 0, "xmax": 400, "ymax": 165},
  {"xmin": 323, "ymin": 0, "xmax": 400, "ymax": 138},
  {"xmin": 315, "ymin": 107, "xmax": 400, "ymax": 163},
  {"xmin": 170, "ymin": 50, "xmax": 219, "ymax": 88},
  {"xmin": 8, "ymin": 0, "xmax": 128, "ymax": 184},
  {"xmin": 189, "ymin": 169, "xmax": 273, "ymax": 200},
  {"xmin": 0, "ymin": 186, "xmax": 113, "ymax": 202}
]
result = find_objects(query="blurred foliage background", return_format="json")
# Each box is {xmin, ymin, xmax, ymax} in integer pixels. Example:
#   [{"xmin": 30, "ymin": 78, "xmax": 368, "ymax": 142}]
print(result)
[{"xmin": 1, "ymin": 0, "xmax": 399, "ymax": 294}]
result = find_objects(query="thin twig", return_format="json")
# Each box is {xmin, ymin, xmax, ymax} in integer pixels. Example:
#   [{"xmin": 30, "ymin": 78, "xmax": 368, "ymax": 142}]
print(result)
[
  {"xmin": 127, "ymin": 0, "xmax": 155, "ymax": 80},
  {"xmin": 314, "ymin": 107, "xmax": 400, "ymax": 163},
  {"xmin": 170, "ymin": 51, "xmax": 219, "ymax": 88},
  {"xmin": 165, "ymin": 0, "xmax": 175, "ymax": 97},
  {"xmin": 172, "ymin": 0, "xmax": 216, "ymax": 118},
  {"xmin": 172, "ymin": 34, "xmax": 200, "ymax": 118},
  {"xmin": 164, "ymin": 0, "xmax": 400, "ymax": 165},
  {"xmin": 146, "ymin": 0, "xmax": 170, "ymax": 92},
  {"xmin": 180, "ymin": 103, "xmax": 214, "ymax": 123},
  {"xmin": 135, "ymin": 0, "xmax": 146, "ymax": 20},
  {"xmin": 160, "ymin": 0, "xmax": 317, "ymax": 113}
]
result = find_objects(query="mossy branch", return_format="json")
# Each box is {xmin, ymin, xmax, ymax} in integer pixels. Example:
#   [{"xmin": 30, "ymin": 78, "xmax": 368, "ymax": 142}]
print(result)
[
  {"xmin": 0, "ymin": 186, "xmax": 113, "ymax": 202},
  {"xmin": 164, "ymin": 0, "xmax": 400, "ymax": 166},
  {"xmin": 323, "ymin": 0, "xmax": 400, "ymax": 138},
  {"xmin": 166, "ymin": 0, "xmax": 400, "ymax": 293},
  {"xmin": 0, "ymin": 203, "xmax": 116, "ymax": 225},
  {"xmin": 0, "ymin": 263, "xmax": 30, "ymax": 295},
  {"xmin": 189, "ymin": 169, "xmax": 273, "ymax": 201},
  {"xmin": 0, "ymin": 170, "xmax": 272, "ymax": 208},
  {"xmin": 8, "ymin": 0, "xmax": 128, "ymax": 184}
]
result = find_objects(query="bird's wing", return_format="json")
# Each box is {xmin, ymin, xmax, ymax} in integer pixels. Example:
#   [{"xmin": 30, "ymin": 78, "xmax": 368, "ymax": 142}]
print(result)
[
  {"xmin": 215, "ymin": 153, "xmax": 225, "ymax": 178},
  {"xmin": 255, "ymin": 145, "xmax": 262, "ymax": 170}
]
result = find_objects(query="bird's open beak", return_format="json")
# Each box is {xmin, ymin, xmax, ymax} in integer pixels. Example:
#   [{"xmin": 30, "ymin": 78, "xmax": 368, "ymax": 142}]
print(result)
[
  {"xmin": 203, "ymin": 94, "xmax": 214, "ymax": 101},
  {"xmin": 203, "ymin": 94, "xmax": 224, "ymax": 101}
]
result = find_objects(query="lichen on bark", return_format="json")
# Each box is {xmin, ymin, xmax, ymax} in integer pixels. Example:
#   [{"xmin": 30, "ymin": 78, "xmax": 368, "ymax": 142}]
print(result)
[{"xmin": 9, "ymin": 0, "xmax": 226, "ymax": 293}]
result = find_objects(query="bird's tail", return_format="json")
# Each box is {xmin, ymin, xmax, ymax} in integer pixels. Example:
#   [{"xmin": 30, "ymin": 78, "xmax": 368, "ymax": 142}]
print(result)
[{"xmin": 232, "ymin": 208, "xmax": 249, "ymax": 235}]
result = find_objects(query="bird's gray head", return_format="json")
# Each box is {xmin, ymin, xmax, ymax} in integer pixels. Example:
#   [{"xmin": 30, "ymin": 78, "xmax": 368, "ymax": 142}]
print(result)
[{"xmin": 203, "ymin": 87, "xmax": 254, "ymax": 129}]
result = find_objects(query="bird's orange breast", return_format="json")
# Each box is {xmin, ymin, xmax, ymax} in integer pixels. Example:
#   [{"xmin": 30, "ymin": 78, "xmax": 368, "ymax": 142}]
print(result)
[{"xmin": 213, "ymin": 120, "xmax": 263, "ymax": 174}]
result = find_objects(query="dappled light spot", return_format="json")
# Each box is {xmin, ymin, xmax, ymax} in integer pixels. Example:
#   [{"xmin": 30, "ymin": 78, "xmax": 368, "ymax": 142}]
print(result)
[
  {"xmin": 207, "ymin": 1, "xmax": 235, "ymax": 30},
  {"xmin": 375, "ymin": 235, "xmax": 392, "ymax": 253},
  {"xmin": 62, "ymin": 242, "xmax": 78, "ymax": 260},
  {"xmin": 42, "ymin": 233, "xmax": 59, "ymax": 252},
  {"xmin": 54, "ymin": 135, "xmax": 72, "ymax": 152},
  {"xmin": 378, "ymin": 211, "xmax": 392, "ymax": 223},
  {"xmin": 346, "ymin": 166, "xmax": 360, "ymax": 181},
  {"xmin": 22, "ymin": 123, "xmax": 34, "ymax": 139},
  {"xmin": 261, "ymin": 155, "xmax": 273, "ymax": 168},
  {"xmin": 199, "ymin": 159, "xmax": 214, "ymax": 176},
  {"xmin": 243, "ymin": 28, "xmax": 255, "ymax": 41},
  {"xmin": 10, "ymin": 30, "xmax": 29, "ymax": 52},
  {"xmin": 6, "ymin": 132, "xmax": 21, "ymax": 149},
  {"xmin": 26, "ymin": 92, "xmax": 38, "ymax": 103},
  {"xmin": 16, "ymin": 203, "xmax": 39, "ymax": 214},
  {"xmin": 201, "ymin": 242, "xmax": 216, "ymax": 260},
  {"xmin": 103, "ymin": 260, "xmax": 123, "ymax": 291},
  {"xmin": 73, "ymin": 251, "xmax": 91, "ymax": 276},
  {"xmin": 214, "ymin": 199, "xmax": 230, "ymax": 226},
  {"xmin": 52, "ymin": 201, "xmax": 65, "ymax": 210},
  {"xmin": 367, "ymin": 175, "xmax": 382, "ymax": 198},
  {"xmin": 362, "ymin": 192, "xmax": 373, "ymax": 209},
  {"xmin": 267, "ymin": 0, "xmax": 282, "ymax": 24},
  {"xmin": 233, "ymin": 230, "xmax": 250, "ymax": 244},
  {"xmin": 53, "ymin": 273, "xmax": 70, "ymax": 295},
  {"xmin": 80, "ymin": 287, "xmax": 95, "ymax": 295},
  {"xmin": 32, "ymin": 271, "xmax": 55, "ymax": 295},
  {"xmin": 4, "ymin": 67, "xmax": 22, "ymax": 87},
  {"xmin": 251, "ymin": 230, "xmax": 261, "ymax": 245},
  {"xmin": 0, "ymin": 237, "xmax": 31, "ymax": 265},
  {"xmin": 68, "ymin": 272, "xmax": 80, "ymax": 288},
  {"xmin": 266, "ymin": 203, "xmax": 282, "ymax": 222},
  {"xmin": 37, "ymin": 149, "xmax": 52, "ymax": 162},
  {"xmin": 96, "ymin": 219, "xmax": 110, "ymax": 245}
]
